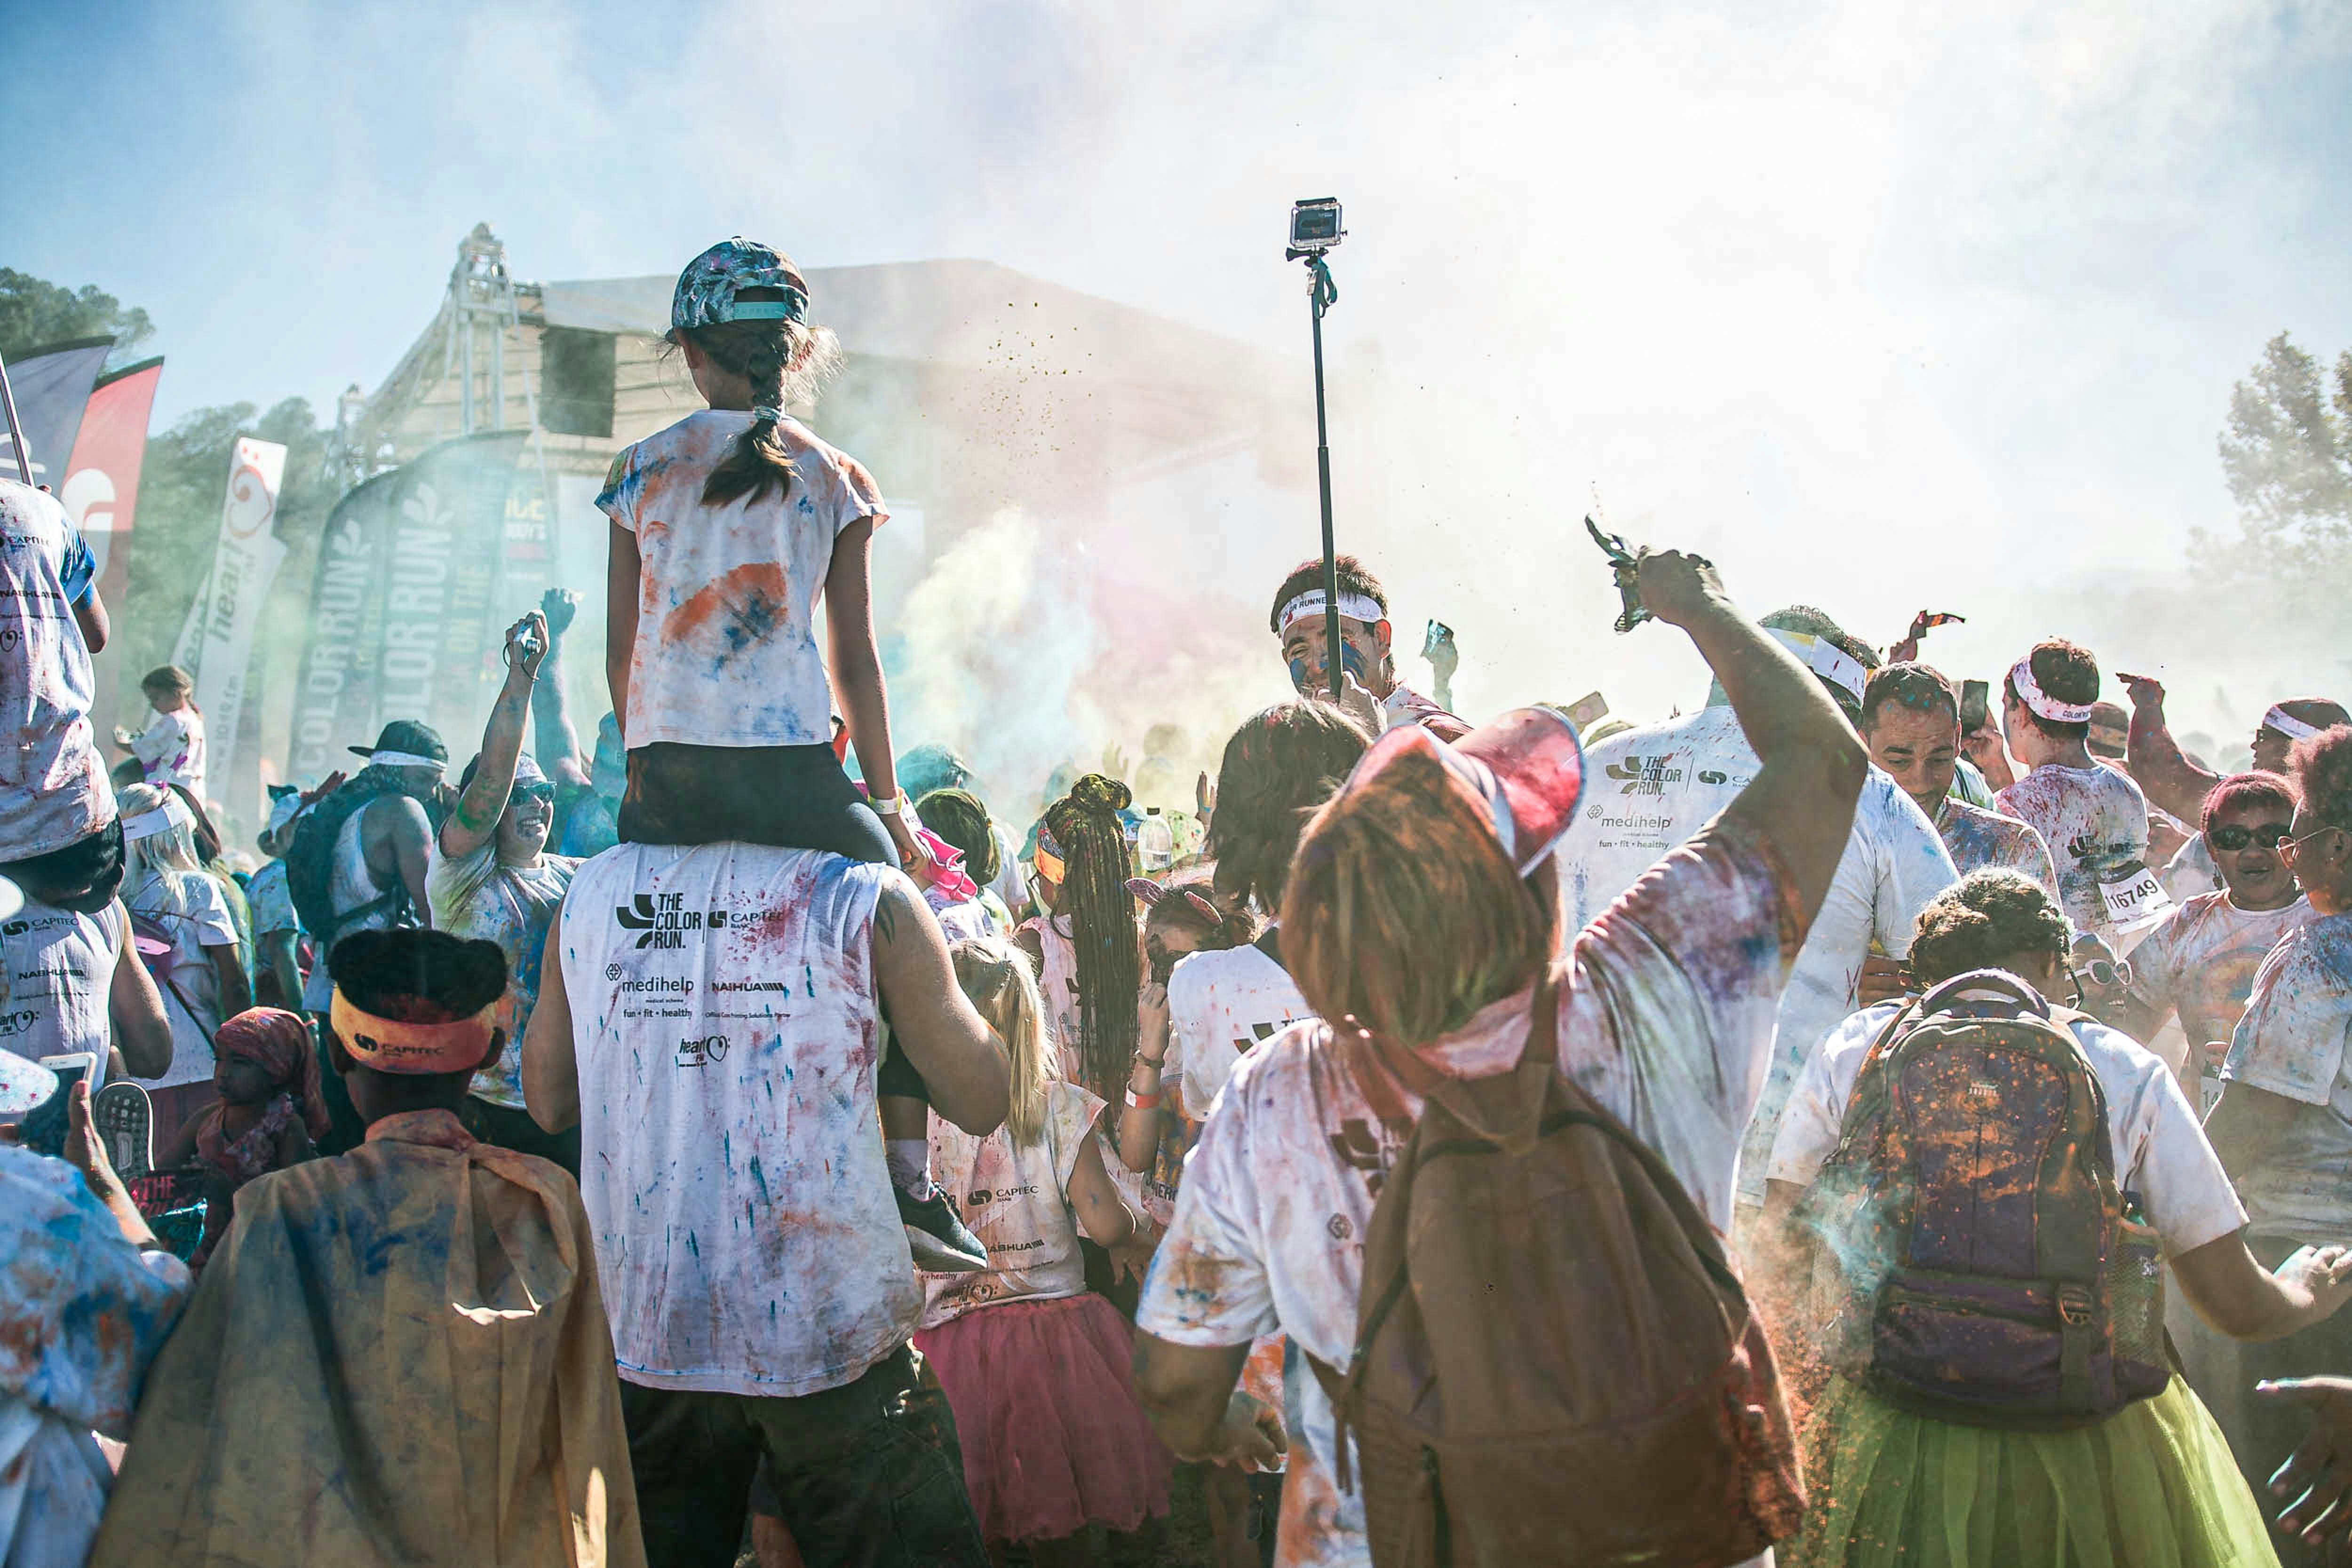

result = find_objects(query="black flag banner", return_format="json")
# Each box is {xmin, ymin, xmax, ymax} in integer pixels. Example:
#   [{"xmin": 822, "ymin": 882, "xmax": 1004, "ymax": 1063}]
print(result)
[{"xmin": 287, "ymin": 431, "xmax": 530, "ymax": 780}]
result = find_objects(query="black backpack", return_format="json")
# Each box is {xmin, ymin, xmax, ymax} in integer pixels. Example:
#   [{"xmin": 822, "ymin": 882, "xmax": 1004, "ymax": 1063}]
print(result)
[{"xmin": 283, "ymin": 776, "xmax": 429, "ymax": 945}]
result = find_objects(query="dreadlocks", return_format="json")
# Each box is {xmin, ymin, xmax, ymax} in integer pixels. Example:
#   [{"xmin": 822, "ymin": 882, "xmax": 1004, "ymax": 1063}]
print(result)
[{"xmin": 1044, "ymin": 773, "xmax": 1138, "ymax": 1101}]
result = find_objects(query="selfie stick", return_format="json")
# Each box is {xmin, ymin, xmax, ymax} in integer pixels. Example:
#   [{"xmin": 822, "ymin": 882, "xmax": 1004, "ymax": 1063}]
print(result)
[
  {"xmin": 1287, "ymin": 246, "xmax": 1343, "ymax": 700},
  {"xmin": 0, "ymin": 354, "xmax": 32, "ymax": 485}
]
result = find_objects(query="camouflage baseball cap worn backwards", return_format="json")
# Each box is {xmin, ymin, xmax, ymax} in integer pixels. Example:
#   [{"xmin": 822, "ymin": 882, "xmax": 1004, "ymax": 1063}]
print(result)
[{"xmin": 672, "ymin": 238, "xmax": 810, "ymax": 333}]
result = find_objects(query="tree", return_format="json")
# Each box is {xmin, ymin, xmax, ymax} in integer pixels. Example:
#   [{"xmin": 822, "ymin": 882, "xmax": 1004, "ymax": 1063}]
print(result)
[
  {"xmin": 2192, "ymin": 332, "xmax": 2352, "ymax": 631},
  {"xmin": 0, "ymin": 269, "xmax": 154, "ymax": 367}
]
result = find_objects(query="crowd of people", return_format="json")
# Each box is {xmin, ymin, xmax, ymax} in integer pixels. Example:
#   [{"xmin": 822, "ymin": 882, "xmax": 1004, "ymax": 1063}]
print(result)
[{"xmin": 10, "ymin": 234, "xmax": 2352, "ymax": 1568}]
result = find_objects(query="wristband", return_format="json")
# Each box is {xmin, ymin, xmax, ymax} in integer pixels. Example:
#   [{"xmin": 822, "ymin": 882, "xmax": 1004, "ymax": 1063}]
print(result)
[
  {"xmin": 1124, "ymin": 1087, "xmax": 1160, "ymax": 1110},
  {"xmin": 1133, "ymin": 1054, "xmax": 1166, "ymax": 1072},
  {"xmin": 870, "ymin": 794, "xmax": 904, "ymax": 817}
]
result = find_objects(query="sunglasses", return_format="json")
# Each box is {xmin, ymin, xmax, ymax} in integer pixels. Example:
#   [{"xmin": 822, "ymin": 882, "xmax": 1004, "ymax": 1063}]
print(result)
[
  {"xmin": 2208, "ymin": 823, "xmax": 2291, "ymax": 852},
  {"xmin": 513, "ymin": 784, "xmax": 557, "ymax": 806},
  {"xmin": 2281, "ymin": 826, "xmax": 2345, "ymax": 863}
]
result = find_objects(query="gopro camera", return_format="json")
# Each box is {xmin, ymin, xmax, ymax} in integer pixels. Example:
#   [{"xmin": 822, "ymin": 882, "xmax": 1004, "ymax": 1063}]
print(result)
[{"xmin": 1289, "ymin": 198, "xmax": 1344, "ymax": 255}]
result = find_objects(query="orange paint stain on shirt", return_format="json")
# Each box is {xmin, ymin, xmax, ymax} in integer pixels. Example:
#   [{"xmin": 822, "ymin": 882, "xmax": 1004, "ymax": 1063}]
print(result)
[{"xmin": 660, "ymin": 562, "xmax": 790, "ymax": 665}]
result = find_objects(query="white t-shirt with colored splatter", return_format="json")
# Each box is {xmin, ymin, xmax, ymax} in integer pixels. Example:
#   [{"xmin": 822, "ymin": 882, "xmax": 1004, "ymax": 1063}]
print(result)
[
  {"xmin": 919, "ymin": 1079, "xmax": 1106, "ymax": 1330},
  {"xmin": 2127, "ymin": 892, "xmax": 2313, "ymax": 1084},
  {"xmin": 1168, "ymin": 940, "xmax": 1313, "ymax": 1123},
  {"xmin": 1556, "ymin": 705, "xmax": 1958, "ymax": 1208},
  {"xmin": 1994, "ymin": 763, "xmax": 2154, "ymax": 949},
  {"xmin": 2219, "ymin": 914, "xmax": 2352, "ymax": 1243},
  {"xmin": 596, "ymin": 410, "xmax": 887, "ymax": 751},
  {"xmin": 0, "ymin": 899, "xmax": 125, "ymax": 1073},
  {"xmin": 1934, "ymin": 797, "xmax": 2059, "ymax": 898},
  {"xmin": 426, "ymin": 841, "xmax": 580, "ymax": 1110},
  {"xmin": 1768, "ymin": 998, "xmax": 2247, "ymax": 1259},
  {"xmin": 559, "ymin": 842, "xmax": 918, "ymax": 1397},
  {"xmin": 0, "ymin": 479, "xmax": 108, "ymax": 863},
  {"xmin": 127, "ymin": 872, "xmax": 238, "ymax": 1090},
  {"xmin": 1137, "ymin": 826, "xmax": 1798, "ymax": 1568}
]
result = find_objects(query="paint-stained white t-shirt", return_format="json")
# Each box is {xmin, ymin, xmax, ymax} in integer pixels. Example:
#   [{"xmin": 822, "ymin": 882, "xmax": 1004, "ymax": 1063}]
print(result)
[
  {"xmin": 920, "ymin": 1080, "xmax": 1105, "ymax": 1329},
  {"xmin": 0, "ymin": 479, "xmax": 108, "ymax": 862},
  {"xmin": 1558, "ymin": 705, "xmax": 1957, "ymax": 1206},
  {"xmin": 597, "ymin": 411, "xmax": 886, "ymax": 751},
  {"xmin": 1168, "ymin": 941, "xmax": 1313, "ymax": 1123},
  {"xmin": 2219, "ymin": 914, "xmax": 2352, "ymax": 1242},
  {"xmin": 0, "ymin": 899, "xmax": 125, "ymax": 1074},
  {"xmin": 1996, "ymin": 763, "xmax": 2156, "ymax": 950},
  {"xmin": 1137, "ymin": 825, "xmax": 1798, "ymax": 1568},
  {"xmin": 1935, "ymin": 797, "xmax": 2059, "ymax": 897},
  {"xmin": 127, "ymin": 872, "xmax": 238, "ymax": 1090},
  {"xmin": 1768, "ymin": 997, "xmax": 2247, "ymax": 1259},
  {"xmin": 2127, "ymin": 891, "xmax": 2313, "ymax": 1085},
  {"xmin": 560, "ymin": 842, "xmax": 918, "ymax": 1397},
  {"xmin": 427, "ymin": 842, "xmax": 580, "ymax": 1110}
]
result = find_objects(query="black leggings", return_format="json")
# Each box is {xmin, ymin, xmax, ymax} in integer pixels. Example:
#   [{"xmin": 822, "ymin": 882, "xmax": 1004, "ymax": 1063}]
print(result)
[{"xmin": 618, "ymin": 741, "xmax": 922, "ymax": 1100}]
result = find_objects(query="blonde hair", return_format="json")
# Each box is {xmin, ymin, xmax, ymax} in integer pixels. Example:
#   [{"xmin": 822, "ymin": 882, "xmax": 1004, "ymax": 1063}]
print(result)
[
  {"xmin": 952, "ymin": 936, "xmax": 1053, "ymax": 1147},
  {"xmin": 1282, "ymin": 744, "xmax": 1554, "ymax": 1046},
  {"xmin": 116, "ymin": 783, "xmax": 204, "ymax": 906}
]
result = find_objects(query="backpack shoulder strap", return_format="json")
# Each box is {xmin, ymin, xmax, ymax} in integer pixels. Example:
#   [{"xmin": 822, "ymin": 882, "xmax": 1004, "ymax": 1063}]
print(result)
[{"xmin": 1253, "ymin": 926, "xmax": 1286, "ymax": 972}]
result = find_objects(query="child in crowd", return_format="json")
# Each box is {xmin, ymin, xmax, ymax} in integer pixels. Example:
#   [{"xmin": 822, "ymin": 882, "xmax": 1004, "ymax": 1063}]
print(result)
[
  {"xmin": 114, "ymin": 664, "xmax": 206, "ymax": 799},
  {"xmin": 118, "ymin": 783, "xmax": 249, "ymax": 1133},
  {"xmin": 913, "ymin": 938, "xmax": 1172, "ymax": 1565},
  {"xmin": 599, "ymin": 236, "xmax": 971, "ymax": 1263},
  {"xmin": 91, "ymin": 928, "xmax": 645, "ymax": 1568},
  {"xmin": 154, "ymin": 1007, "xmax": 327, "ymax": 1268}
]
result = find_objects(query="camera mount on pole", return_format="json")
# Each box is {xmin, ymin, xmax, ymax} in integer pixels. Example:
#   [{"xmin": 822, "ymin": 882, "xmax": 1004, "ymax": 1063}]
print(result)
[{"xmin": 1287, "ymin": 197, "xmax": 1346, "ymax": 702}]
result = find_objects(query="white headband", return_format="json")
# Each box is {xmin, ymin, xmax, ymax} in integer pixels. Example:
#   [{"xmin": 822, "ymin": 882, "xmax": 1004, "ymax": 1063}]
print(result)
[
  {"xmin": 364, "ymin": 751, "xmax": 445, "ymax": 771},
  {"xmin": 1278, "ymin": 589, "xmax": 1386, "ymax": 639},
  {"xmin": 2263, "ymin": 706, "xmax": 2324, "ymax": 743},
  {"xmin": 2009, "ymin": 657, "xmax": 2094, "ymax": 725},
  {"xmin": 120, "ymin": 793, "xmax": 195, "ymax": 842},
  {"xmin": 1768, "ymin": 629, "xmax": 1868, "ymax": 705}
]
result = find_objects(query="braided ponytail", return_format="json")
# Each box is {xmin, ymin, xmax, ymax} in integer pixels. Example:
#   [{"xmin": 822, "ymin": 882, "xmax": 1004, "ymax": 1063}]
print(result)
[
  {"xmin": 681, "ymin": 285, "xmax": 845, "ymax": 509},
  {"xmin": 1045, "ymin": 774, "xmax": 1139, "ymax": 1101}
]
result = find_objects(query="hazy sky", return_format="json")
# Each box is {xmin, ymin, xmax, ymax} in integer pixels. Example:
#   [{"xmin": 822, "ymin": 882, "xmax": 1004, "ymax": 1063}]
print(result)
[{"xmin": 12, "ymin": 0, "xmax": 2352, "ymax": 740}]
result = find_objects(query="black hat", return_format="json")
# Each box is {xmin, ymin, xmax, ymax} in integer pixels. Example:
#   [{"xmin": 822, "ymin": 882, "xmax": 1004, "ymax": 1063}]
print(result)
[{"xmin": 350, "ymin": 720, "xmax": 449, "ymax": 766}]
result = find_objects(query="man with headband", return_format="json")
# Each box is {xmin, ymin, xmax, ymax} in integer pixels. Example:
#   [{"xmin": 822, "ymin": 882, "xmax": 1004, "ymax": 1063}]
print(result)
[
  {"xmin": 92, "ymin": 927, "xmax": 645, "ymax": 1568},
  {"xmin": 427, "ymin": 611, "xmax": 584, "ymax": 1172},
  {"xmin": 1267, "ymin": 554, "xmax": 1468, "ymax": 741},
  {"xmin": 2121, "ymin": 672, "xmax": 2348, "ymax": 825},
  {"xmin": 1994, "ymin": 638, "xmax": 2169, "ymax": 955},
  {"xmin": 1556, "ymin": 602, "xmax": 1957, "ymax": 1236}
]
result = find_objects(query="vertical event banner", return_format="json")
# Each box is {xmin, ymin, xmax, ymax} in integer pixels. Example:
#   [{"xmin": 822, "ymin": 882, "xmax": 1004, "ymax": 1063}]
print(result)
[
  {"xmin": 174, "ymin": 439, "xmax": 290, "ymax": 815},
  {"xmin": 286, "ymin": 431, "xmax": 528, "ymax": 782},
  {"xmin": 0, "ymin": 337, "xmax": 112, "ymax": 487},
  {"xmin": 61, "ymin": 358, "xmax": 165, "ymax": 749}
]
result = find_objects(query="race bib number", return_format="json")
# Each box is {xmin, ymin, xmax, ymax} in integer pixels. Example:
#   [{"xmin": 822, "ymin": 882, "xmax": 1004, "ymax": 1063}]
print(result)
[{"xmin": 2100, "ymin": 864, "xmax": 2173, "ymax": 934}]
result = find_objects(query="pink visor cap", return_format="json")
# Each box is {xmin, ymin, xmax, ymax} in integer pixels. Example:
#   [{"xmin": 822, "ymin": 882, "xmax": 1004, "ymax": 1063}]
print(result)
[{"xmin": 1344, "ymin": 706, "xmax": 1586, "ymax": 874}]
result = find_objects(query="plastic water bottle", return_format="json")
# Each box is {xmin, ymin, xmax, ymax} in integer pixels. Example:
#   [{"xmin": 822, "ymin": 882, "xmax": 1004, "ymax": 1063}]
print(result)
[{"xmin": 1137, "ymin": 807, "xmax": 1175, "ymax": 873}]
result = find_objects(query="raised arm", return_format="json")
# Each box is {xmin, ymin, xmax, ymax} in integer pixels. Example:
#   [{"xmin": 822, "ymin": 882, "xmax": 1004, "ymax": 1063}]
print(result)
[
  {"xmin": 870, "ymin": 877, "xmax": 1009, "ymax": 1135},
  {"xmin": 1637, "ymin": 550, "xmax": 1868, "ymax": 922},
  {"xmin": 2121, "ymin": 673, "xmax": 2220, "ymax": 825},
  {"xmin": 606, "ymin": 522, "xmax": 640, "ymax": 744},
  {"xmin": 531, "ymin": 589, "xmax": 593, "ymax": 790},
  {"xmin": 442, "ymin": 612, "xmax": 547, "ymax": 861}
]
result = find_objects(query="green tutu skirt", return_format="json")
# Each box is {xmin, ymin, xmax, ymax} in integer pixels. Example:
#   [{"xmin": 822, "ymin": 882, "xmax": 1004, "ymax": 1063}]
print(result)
[{"xmin": 1784, "ymin": 1374, "xmax": 2280, "ymax": 1568}]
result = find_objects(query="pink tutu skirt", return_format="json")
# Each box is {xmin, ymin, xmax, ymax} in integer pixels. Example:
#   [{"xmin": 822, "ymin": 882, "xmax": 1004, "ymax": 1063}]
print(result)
[{"xmin": 914, "ymin": 1293, "xmax": 1173, "ymax": 1544}]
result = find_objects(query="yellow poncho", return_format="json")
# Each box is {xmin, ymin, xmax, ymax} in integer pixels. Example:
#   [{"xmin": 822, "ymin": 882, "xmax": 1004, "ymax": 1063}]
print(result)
[{"xmin": 92, "ymin": 1109, "xmax": 645, "ymax": 1568}]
